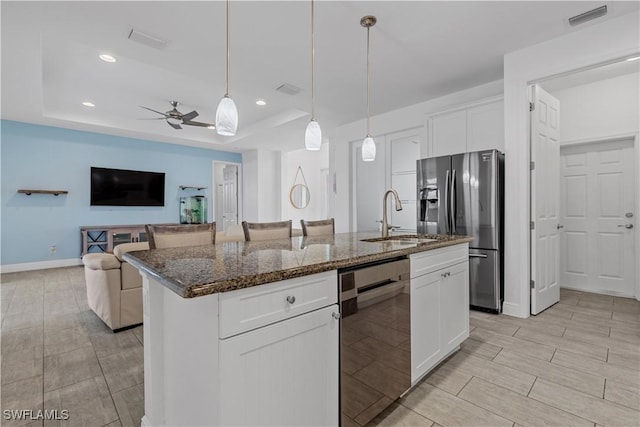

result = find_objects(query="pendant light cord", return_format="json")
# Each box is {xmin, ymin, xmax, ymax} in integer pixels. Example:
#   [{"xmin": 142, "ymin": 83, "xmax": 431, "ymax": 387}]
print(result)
[
  {"xmin": 366, "ymin": 25, "xmax": 371, "ymax": 135},
  {"xmin": 226, "ymin": 0, "xmax": 230, "ymax": 96},
  {"xmin": 311, "ymin": 0, "xmax": 316, "ymax": 120}
]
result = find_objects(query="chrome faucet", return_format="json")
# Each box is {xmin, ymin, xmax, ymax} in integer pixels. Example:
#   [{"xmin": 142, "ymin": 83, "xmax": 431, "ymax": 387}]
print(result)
[{"xmin": 382, "ymin": 189, "xmax": 403, "ymax": 237}]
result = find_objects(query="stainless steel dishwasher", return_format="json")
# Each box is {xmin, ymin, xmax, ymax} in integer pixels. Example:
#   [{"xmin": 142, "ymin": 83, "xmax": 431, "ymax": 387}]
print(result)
[{"xmin": 338, "ymin": 257, "xmax": 410, "ymax": 426}]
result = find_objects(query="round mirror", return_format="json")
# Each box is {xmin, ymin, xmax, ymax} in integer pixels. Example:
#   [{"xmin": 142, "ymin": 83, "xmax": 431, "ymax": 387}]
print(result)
[{"xmin": 290, "ymin": 184, "xmax": 310, "ymax": 209}]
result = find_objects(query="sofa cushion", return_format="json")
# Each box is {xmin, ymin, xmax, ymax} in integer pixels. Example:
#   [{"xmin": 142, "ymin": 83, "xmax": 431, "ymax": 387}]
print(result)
[
  {"xmin": 121, "ymin": 262, "xmax": 143, "ymax": 290},
  {"xmin": 83, "ymin": 253, "xmax": 121, "ymax": 270},
  {"xmin": 114, "ymin": 242, "xmax": 150, "ymax": 262}
]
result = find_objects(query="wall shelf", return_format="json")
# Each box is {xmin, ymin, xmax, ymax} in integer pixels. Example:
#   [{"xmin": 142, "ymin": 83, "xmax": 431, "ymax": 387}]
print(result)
[
  {"xmin": 180, "ymin": 185, "xmax": 208, "ymax": 191},
  {"xmin": 18, "ymin": 189, "xmax": 68, "ymax": 196}
]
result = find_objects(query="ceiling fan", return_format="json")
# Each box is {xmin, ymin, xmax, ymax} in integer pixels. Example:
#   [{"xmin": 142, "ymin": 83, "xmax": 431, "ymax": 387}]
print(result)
[{"xmin": 139, "ymin": 101, "xmax": 215, "ymax": 130}]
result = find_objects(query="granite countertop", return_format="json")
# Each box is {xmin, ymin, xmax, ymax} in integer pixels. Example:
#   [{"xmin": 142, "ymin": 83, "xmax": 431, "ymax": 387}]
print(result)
[{"xmin": 123, "ymin": 232, "xmax": 473, "ymax": 298}]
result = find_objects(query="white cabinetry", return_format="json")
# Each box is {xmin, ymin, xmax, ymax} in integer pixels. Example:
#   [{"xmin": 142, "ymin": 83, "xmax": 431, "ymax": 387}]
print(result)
[
  {"xmin": 220, "ymin": 304, "xmax": 339, "ymax": 427},
  {"xmin": 141, "ymin": 271, "xmax": 339, "ymax": 427},
  {"xmin": 431, "ymin": 110, "xmax": 467, "ymax": 157},
  {"xmin": 429, "ymin": 98, "xmax": 504, "ymax": 157},
  {"xmin": 219, "ymin": 271, "xmax": 339, "ymax": 427},
  {"xmin": 410, "ymin": 243, "xmax": 469, "ymax": 383}
]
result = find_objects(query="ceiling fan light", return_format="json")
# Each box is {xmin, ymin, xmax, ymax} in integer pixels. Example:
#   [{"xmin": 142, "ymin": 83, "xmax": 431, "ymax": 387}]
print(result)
[
  {"xmin": 305, "ymin": 119, "xmax": 322, "ymax": 151},
  {"xmin": 215, "ymin": 95, "xmax": 238, "ymax": 136},
  {"xmin": 362, "ymin": 135, "xmax": 376, "ymax": 161}
]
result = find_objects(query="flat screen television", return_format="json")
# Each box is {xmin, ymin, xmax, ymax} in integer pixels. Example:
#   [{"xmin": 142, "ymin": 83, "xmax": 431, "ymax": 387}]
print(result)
[{"xmin": 91, "ymin": 167, "xmax": 165, "ymax": 206}]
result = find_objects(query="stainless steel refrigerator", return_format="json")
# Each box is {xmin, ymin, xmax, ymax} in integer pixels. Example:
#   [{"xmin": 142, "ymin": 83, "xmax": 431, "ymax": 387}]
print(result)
[{"xmin": 417, "ymin": 150, "xmax": 504, "ymax": 312}]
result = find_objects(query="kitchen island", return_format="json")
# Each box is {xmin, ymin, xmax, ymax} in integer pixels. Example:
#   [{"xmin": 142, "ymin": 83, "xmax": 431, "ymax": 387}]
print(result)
[{"xmin": 124, "ymin": 232, "xmax": 472, "ymax": 427}]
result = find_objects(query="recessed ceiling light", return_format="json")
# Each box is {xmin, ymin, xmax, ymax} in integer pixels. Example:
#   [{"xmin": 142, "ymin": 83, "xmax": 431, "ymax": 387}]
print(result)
[
  {"xmin": 256, "ymin": 99, "xmax": 266, "ymax": 106},
  {"xmin": 99, "ymin": 54, "xmax": 116, "ymax": 63},
  {"xmin": 626, "ymin": 56, "xmax": 640, "ymax": 62},
  {"xmin": 82, "ymin": 101, "xmax": 96, "ymax": 107}
]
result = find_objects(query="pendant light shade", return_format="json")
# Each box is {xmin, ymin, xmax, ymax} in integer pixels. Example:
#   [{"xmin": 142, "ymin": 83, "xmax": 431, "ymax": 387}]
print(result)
[
  {"xmin": 362, "ymin": 135, "xmax": 376, "ymax": 162},
  {"xmin": 305, "ymin": 119, "xmax": 322, "ymax": 150},
  {"xmin": 305, "ymin": 0, "xmax": 322, "ymax": 151},
  {"xmin": 361, "ymin": 15, "xmax": 377, "ymax": 162},
  {"xmin": 216, "ymin": 95, "xmax": 238, "ymax": 136},
  {"xmin": 216, "ymin": 0, "xmax": 238, "ymax": 136}
]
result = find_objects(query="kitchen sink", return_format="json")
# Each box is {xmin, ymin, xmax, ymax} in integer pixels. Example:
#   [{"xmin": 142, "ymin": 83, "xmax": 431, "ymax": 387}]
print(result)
[{"xmin": 361, "ymin": 235, "xmax": 438, "ymax": 244}]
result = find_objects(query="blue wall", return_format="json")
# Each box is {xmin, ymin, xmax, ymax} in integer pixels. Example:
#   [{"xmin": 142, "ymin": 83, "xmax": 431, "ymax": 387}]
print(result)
[{"xmin": 1, "ymin": 120, "xmax": 241, "ymax": 266}]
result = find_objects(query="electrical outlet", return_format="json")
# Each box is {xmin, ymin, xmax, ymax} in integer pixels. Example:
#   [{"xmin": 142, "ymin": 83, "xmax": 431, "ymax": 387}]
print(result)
[{"xmin": 50, "ymin": 246, "xmax": 57, "ymax": 254}]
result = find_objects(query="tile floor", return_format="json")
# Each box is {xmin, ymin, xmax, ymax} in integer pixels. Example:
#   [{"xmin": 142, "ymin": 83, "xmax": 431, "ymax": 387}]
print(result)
[
  {"xmin": 1, "ymin": 267, "xmax": 143, "ymax": 427},
  {"xmin": 372, "ymin": 288, "xmax": 640, "ymax": 427},
  {"xmin": 1, "ymin": 267, "xmax": 639, "ymax": 427}
]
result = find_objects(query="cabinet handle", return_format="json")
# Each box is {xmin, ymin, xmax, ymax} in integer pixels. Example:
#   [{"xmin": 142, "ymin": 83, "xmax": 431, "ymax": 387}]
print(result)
[
  {"xmin": 286, "ymin": 296, "xmax": 296, "ymax": 304},
  {"xmin": 332, "ymin": 312, "xmax": 341, "ymax": 320},
  {"xmin": 441, "ymin": 271, "xmax": 451, "ymax": 278}
]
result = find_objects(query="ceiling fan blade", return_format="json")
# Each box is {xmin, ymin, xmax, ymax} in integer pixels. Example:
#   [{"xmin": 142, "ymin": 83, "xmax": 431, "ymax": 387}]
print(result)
[
  {"xmin": 183, "ymin": 120, "xmax": 215, "ymax": 128},
  {"xmin": 167, "ymin": 120, "xmax": 182, "ymax": 130},
  {"xmin": 140, "ymin": 106, "xmax": 169, "ymax": 117},
  {"xmin": 181, "ymin": 110, "xmax": 199, "ymax": 121}
]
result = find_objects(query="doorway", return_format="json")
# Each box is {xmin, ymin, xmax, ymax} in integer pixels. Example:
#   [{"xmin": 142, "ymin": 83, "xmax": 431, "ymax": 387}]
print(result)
[
  {"xmin": 530, "ymin": 58, "xmax": 639, "ymax": 312},
  {"xmin": 559, "ymin": 138, "xmax": 636, "ymax": 297},
  {"xmin": 213, "ymin": 161, "xmax": 242, "ymax": 232}
]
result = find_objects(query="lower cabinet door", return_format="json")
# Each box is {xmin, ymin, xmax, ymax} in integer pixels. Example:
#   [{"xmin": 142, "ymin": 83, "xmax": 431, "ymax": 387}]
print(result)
[
  {"xmin": 441, "ymin": 261, "xmax": 470, "ymax": 353},
  {"xmin": 411, "ymin": 270, "xmax": 442, "ymax": 382},
  {"xmin": 219, "ymin": 304, "xmax": 340, "ymax": 427}
]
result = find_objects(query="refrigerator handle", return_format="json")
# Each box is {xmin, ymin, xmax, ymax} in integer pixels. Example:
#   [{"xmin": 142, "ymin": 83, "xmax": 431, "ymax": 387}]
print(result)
[
  {"xmin": 451, "ymin": 169, "xmax": 457, "ymax": 233},
  {"xmin": 469, "ymin": 253, "xmax": 488, "ymax": 258},
  {"xmin": 444, "ymin": 169, "xmax": 450, "ymax": 234}
]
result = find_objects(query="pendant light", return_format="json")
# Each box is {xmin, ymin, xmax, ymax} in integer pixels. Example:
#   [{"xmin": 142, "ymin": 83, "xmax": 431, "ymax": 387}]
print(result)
[
  {"xmin": 305, "ymin": 0, "xmax": 322, "ymax": 151},
  {"xmin": 216, "ymin": 0, "xmax": 238, "ymax": 136},
  {"xmin": 361, "ymin": 15, "xmax": 377, "ymax": 162}
]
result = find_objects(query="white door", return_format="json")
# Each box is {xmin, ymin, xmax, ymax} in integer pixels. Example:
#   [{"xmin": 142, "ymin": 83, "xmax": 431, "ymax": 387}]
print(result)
[
  {"xmin": 390, "ymin": 130, "xmax": 421, "ymax": 232},
  {"xmin": 222, "ymin": 165, "xmax": 238, "ymax": 230},
  {"xmin": 440, "ymin": 261, "xmax": 469, "ymax": 352},
  {"xmin": 530, "ymin": 85, "xmax": 561, "ymax": 315},
  {"xmin": 219, "ymin": 304, "xmax": 339, "ymax": 427},
  {"xmin": 560, "ymin": 139, "xmax": 636, "ymax": 296},
  {"xmin": 352, "ymin": 139, "xmax": 386, "ymax": 232},
  {"xmin": 411, "ymin": 268, "xmax": 442, "ymax": 382}
]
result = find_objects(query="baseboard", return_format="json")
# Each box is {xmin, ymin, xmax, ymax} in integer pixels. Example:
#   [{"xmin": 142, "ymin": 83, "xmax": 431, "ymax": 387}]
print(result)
[
  {"xmin": 560, "ymin": 284, "xmax": 635, "ymax": 299},
  {"xmin": 0, "ymin": 258, "xmax": 82, "ymax": 273},
  {"xmin": 502, "ymin": 301, "xmax": 528, "ymax": 318}
]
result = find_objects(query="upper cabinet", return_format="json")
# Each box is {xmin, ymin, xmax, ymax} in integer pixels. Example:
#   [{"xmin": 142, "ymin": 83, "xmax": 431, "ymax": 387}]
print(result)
[
  {"xmin": 428, "ymin": 98, "xmax": 504, "ymax": 157},
  {"xmin": 431, "ymin": 110, "xmax": 467, "ymax": 157}
]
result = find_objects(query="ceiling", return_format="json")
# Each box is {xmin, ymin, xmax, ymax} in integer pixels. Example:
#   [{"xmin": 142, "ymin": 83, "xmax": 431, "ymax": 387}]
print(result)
[{"xmin": 2, "ymin": 1, "xmax": 639, "ymax": 153}]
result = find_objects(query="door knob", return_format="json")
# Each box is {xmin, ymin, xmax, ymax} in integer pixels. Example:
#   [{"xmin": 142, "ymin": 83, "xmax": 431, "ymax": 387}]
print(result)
[
  {"xmin": 617, "ymin": 224, "xmax": 634, "ymax": 229},
  {"xmin": 626, "ymin": 213, "xmax": 634, "ymax": 218},
  {"xmin": 286, "ymin": 296, "xmax": 296, "ymax": 304}
]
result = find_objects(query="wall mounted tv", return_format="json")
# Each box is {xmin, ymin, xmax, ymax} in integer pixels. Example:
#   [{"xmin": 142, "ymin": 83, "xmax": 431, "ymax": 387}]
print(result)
[{"xmin": 91, "ymin": 167, "xmax": 165, "ymax": 206}]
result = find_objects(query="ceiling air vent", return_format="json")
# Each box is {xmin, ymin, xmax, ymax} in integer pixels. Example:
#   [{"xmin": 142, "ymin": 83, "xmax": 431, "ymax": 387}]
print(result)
[
  {"xmin": 568, "ymin": 5, "xmax": 607, "ymax": 26},
  {"xmin": 128, "ymin": 28, "xmax": 169, "ymax": 50},
  {"xmin": 275, "ymin": 83, "xmax": 302, "ymax": 96}
]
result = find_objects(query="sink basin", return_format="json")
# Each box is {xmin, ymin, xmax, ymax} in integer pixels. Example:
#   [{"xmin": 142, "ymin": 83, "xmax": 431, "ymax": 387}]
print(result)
[{"xmin": 361, "ymin": 235, "xmax": 438, "ymax": 244}]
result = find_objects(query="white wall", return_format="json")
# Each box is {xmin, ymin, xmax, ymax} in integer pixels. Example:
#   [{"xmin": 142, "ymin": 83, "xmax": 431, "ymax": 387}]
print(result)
[
  {"xmin": 331, "ymin": 80, "xmax": 504, "ymax": 232},
  {"xmin": 503, "ymin": 10, "xmax": 640, "ymax": 317},
  {"xmin": 548, "ymin": 72, "xmax": 640, "ymax": 143},
  {"xmin": 242, "ymin": 149, "xmax": 281, "ymax": 222},
  {"xmin": 281, "ymin": 144, "xmax": 330, "ymax": 229}
]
